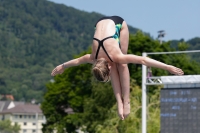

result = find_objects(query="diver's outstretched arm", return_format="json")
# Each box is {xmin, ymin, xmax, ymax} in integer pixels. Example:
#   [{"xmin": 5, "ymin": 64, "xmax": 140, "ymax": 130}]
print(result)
[
  {"xmin": 51, "ymin": 54, "xmax": 93, "ymax": 76},
  {"xmin": 117, "ymin": 55, "xmax": 184, "ymax": 75}
]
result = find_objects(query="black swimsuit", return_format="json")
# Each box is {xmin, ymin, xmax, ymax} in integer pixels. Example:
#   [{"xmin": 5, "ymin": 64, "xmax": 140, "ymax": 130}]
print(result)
[{"xmin": 94, "ymin": 16, "xmax": 124, "ymax": 62}]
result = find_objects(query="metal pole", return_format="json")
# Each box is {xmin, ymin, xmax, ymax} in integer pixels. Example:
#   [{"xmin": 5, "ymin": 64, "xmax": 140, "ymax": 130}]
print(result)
[
  {"xmin": 142, "ymin": 52, "xmax": 147, "ymax": 133},
  {"xmin": 146, "ymin": 50, "xmax": 200, "ymax": 55},
  {"xmin": 36, "ymin": 113, "xmax": 38, "ymax": 133}
]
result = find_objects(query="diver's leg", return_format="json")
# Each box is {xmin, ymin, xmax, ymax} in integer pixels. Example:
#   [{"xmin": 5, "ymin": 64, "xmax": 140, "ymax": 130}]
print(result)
[
  {"xmin": 110, "ymin": 63, "xmax": 124, "ymax": 120},
  {"xmin": 117, "ymin": 21, "xmax": 131, "ymax": 119},
  {"xmin": 116, "ymin": 64, "xmax": 130, "ymax": 119}
]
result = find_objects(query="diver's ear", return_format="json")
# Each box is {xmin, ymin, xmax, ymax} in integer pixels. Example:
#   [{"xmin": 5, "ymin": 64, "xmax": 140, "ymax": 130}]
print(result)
[{"xmin": 108, "ymin": 66, "xmax": 111, "ymax": 75}]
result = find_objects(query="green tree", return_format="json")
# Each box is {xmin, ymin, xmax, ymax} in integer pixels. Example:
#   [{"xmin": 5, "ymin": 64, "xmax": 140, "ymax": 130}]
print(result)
[
  {"xmin": 187, "ymin": 37, "xmax": 200, "ymax": 62},
  {"xmin": 41, "ymin": 50, "xmax": 93, "ymax": 132},
  {"xmin": 89, "ymin": 79, "xmax": 161, "ymax": 133},
  {"xmin": 0, "ymin": 120, "xmax": 20, "ymax": 133}
]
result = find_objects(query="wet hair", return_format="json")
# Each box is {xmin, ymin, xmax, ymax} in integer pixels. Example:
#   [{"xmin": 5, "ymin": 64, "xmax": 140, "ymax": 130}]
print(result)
[{"xmin": 92, "ymin": 58, "xmax": 110, "ymax": 82}]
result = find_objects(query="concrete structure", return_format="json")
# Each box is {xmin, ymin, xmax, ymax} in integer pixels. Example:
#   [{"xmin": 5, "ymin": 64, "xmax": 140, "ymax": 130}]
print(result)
[{"xmin": 0, "ymin": 101, "xmax": 46, "ymax": 133}]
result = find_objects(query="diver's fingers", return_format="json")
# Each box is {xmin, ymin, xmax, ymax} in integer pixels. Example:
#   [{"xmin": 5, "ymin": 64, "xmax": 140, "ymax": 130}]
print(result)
[{"xmin": 51, "ymin": 67, "xmax": 59, "ymax": 76}]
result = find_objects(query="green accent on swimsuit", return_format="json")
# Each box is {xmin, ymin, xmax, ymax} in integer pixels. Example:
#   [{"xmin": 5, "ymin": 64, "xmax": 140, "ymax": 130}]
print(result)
[{"xmin": 113, "ymin": 24, "xmax": 122, "ymax": 44}]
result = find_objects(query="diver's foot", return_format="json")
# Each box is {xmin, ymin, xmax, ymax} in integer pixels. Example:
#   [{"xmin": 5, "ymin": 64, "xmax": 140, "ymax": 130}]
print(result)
[
  {"xmin": 117, "ymin": 102, "xmax": 124, "ymax": 120},
  {"xmin": 123, "ymin": 101, "xmax": 130, "ymax": 119}
]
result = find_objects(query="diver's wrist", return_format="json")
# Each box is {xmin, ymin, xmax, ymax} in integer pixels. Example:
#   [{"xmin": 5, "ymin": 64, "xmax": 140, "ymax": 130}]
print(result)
[{"xmin": 62, "ymin": 63, "xmax": 66, "ymax": 69}]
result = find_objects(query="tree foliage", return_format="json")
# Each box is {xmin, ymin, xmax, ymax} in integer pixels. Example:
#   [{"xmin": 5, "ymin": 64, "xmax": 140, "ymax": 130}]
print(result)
[
  {"xmin": 187, "ymin": 37, "xmax": 200, "ymax": 62},
  {"xmin": 0, "ymin": 120, "xmax": 20, "ymax": 133}
]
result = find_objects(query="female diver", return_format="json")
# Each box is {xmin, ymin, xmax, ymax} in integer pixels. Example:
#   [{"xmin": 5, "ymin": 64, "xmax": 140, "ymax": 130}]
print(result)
[{"xmin": 51, "ymin": 16, "xmax": 184, "ymax": 120}]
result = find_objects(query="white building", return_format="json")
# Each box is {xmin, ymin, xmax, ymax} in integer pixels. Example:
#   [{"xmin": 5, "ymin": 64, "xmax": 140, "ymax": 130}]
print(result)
[{"xmin": 0, "ymin": 101, "xmax": 46, "ymax": 133}]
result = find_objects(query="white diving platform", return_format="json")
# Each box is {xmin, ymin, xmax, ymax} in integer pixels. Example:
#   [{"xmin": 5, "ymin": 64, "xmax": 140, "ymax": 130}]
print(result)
[{"xmin": 146, "ymin": 75, "xmax": 200, "ymax": 88}]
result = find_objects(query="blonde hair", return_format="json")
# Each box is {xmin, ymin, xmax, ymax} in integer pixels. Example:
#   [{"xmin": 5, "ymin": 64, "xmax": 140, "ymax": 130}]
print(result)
[{"xmin": 92, "ymin": 58, "xmax": 110, "ymax": 82}]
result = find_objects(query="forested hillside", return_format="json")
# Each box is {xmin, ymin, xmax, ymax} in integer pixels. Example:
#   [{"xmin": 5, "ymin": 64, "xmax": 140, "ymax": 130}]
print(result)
[
  {"xmin": 170, "ymin": 37, "xmax": 200, "ymax": 62},
  {"xmin": 187, "ymin": 37, "xmax": 200, "ymax": 61},
  {"xmin": 0, "ymin": 0, "xmax": 139, "ymax": 102}
]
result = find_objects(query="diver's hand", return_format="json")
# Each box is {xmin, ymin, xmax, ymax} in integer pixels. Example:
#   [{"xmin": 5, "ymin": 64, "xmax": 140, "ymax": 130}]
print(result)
[
  {"xmin": 51, "ymin": 64, "xmax": 65, "ymax": 76},
  {"xmin": 167, "ymin": 65, "xmax": 184, "ymax": 75}
]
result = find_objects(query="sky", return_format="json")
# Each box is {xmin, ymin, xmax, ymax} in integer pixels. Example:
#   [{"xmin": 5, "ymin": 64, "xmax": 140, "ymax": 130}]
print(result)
[{"xmin": 50, "ymin": 0, "xmax": 200, "ymax": 41}]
